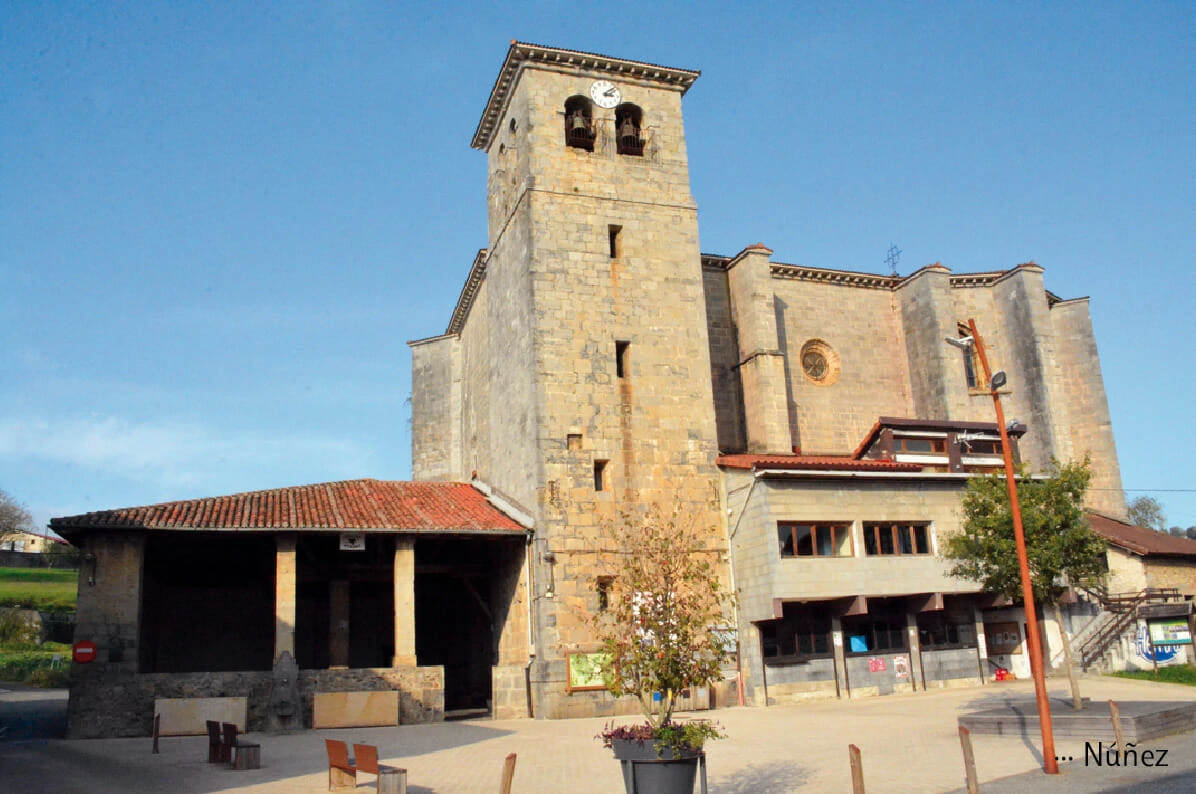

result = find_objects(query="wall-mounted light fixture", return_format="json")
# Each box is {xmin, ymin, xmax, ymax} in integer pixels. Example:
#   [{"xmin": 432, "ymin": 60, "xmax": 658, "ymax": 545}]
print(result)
[{"xmin": 83, "ymin": 552, "xmax": 97, "ymax": 587}]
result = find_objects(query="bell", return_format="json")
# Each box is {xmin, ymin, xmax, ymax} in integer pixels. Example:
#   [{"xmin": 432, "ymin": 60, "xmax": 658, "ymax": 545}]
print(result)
[{"xmin": 571, "ymin": 112, "xmax": 588, "ymax": 132}]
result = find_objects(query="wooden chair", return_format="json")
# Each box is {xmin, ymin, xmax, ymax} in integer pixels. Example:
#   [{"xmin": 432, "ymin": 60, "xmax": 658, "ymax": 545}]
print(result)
[
  {"xmin": 221, "ymin": 722, "xmax": 239, "ymax": 762},
  {"xmin": 326, "ymin": 739, "xmax": 357, "ymax": 791},
  {"xmin": 205, "ymin": 720, "xmax": 223, "ymax": 763},
  {"xmin": 353, "ymin": 743, "xmax": 406, "ymax": 794},
  {"xmin": 220, "ymin": 722, "xmax": 261, "ymax": 769}
]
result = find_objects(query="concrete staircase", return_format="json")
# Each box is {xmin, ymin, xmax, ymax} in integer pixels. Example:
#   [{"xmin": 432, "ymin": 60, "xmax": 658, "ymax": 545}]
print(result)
[{"xmin": 1073, "ymin": 587, "xmax": 1182, "ymax": 671}]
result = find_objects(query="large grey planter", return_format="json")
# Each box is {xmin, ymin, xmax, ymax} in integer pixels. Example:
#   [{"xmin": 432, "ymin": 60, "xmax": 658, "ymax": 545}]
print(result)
[{"xmin": 611, "ymin": 739, "xmax": 708, "ymax": 794}]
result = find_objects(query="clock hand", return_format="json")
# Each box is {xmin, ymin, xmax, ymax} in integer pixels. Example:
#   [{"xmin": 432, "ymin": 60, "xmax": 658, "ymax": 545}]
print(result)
[{"xmin": 604, "ymin": 88, "xmax": 616, "ymax": 97}]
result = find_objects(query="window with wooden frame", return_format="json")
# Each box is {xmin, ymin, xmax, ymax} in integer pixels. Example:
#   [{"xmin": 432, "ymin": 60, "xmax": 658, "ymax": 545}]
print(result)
[
  {"xmin": 777, "ymin": 522, "xmax": 852, "ymax": 558},
  {"xmin": 917, "ymin": 612, "xmax": 977, "ymax": 650},
  {"xmin": 862, "ymin": 523, "xmax": 931, "ymax": 556},
  {"xmin": 759, "ymin": 604, "xmax": 833, "ymax": 664},
  {"xmin": 894, "ymin": 436, "xmax": 947, "ymax": 454},
  {"xmin": 842, "ymin": 600, "xmax": 908, "ymax": 654},
  {"xmin": 960, "ymin": 437, "xmax": 1002, "ymax": 456}
]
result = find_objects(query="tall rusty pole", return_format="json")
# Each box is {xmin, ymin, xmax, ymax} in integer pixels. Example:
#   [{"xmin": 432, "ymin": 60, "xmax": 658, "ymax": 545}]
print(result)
[{"xmin": 966, "ymin": 319, "xmax": 1058, "ymax": 774}]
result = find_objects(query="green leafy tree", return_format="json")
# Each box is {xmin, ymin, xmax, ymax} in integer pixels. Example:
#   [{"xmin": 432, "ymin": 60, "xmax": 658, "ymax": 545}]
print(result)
[
  {"xmin": 1127, "ymin": 495, "xmax": 1166, "ymax": 533},
  {"xmin": 943, "ymin": 459, "xmax": 1106, "ymax": 708},
  {"xmin": 945, "ymin": 459, "xmax": 1106, "ymax": 602},
  {"xmin": 593, "ymin": 502, "xmax": 734, "ymax": 734}
]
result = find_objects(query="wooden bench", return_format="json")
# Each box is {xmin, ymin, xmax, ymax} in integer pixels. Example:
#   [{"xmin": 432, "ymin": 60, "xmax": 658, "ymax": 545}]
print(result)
[{"xmin": 353, "ymin": 743, "xmax": 406, "ymax": 794}]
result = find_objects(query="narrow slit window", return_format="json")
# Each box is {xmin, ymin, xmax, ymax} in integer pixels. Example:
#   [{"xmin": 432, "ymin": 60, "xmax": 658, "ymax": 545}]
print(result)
[
  {"xmin": 596, "ymin": 576, "xmax": 613, "ymax": 611},
  {"xmin": 608, "ymin": 225, "xmax": 622, "ymax": 259},
  {"xmin": 593, "ymin": 460, "xmax": 609, "ymax": 491},
  {"xmin": 615, "ymin": 341, "xmax": 630, "ymax": 378}
]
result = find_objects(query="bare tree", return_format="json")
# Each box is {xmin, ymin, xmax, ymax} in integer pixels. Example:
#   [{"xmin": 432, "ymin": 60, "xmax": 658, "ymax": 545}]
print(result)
[{"xmin": 0, "ymin": 488, "xmax": 36, "ymax": 547}]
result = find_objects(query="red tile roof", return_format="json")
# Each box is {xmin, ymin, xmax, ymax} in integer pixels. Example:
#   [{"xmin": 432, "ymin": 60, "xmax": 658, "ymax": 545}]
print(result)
[
  {"xmin": 1088, "ymin": 513, "xmax": 1196, "ymax": 557},
  {"xmin": 51, "ymin": 479, "xmax": 527, "ymax": 536},
  {"xmin": 717, "ymin": 454, "xmax": 921, "ymax": 472}
]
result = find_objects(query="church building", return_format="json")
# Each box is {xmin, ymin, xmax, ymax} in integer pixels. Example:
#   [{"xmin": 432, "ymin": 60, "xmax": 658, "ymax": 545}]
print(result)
[
  {"xmin": 53, "ymin": 42, "xmax": 1126, "ymax": 736},
  {"xmin": 408, "ymin": 42, "xmax": 1125, "ymax": 712}
]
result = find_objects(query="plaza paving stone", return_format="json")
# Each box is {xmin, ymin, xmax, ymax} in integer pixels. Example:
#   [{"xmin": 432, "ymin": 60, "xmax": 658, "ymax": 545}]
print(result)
[{"xmin": 2, "ymin": 675, "xmax": 1193, "ymax": 793}]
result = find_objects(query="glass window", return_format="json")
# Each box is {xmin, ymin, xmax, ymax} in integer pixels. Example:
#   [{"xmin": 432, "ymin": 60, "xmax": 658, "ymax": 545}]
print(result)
[
  {"xmin": 842, "ymin": 600, "xmax": 909, "ymax": 654},
  {"xmin": 760, "ymin": 605, "xmax": 833, "ymax": 663},
  {"xmin": 778, "ymin": 523, "xmax": 851, "ymax": 558},
  {"xmin": 863, "ymin": 523, "xmax": 932, "ymax": 556}
]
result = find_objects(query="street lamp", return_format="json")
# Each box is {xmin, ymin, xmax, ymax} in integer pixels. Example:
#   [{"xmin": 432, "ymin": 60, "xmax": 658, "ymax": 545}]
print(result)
[{"xmin": 947, "ymin": 319, "xmax": 1058, "ymax": 775}]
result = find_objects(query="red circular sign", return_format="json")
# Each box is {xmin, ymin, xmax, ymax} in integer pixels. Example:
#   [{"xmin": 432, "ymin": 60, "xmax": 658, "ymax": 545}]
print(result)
[{"xmin": 73, "ymin": 640, "xmax": 98, "ymax": 664}]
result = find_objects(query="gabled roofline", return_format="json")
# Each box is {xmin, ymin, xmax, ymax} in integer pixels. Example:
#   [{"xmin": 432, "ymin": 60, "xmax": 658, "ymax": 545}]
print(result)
[
  {"xmin": 701, "ymin": 253, "xmax": 1076, "ymax": 303},
  {"xmin": 447, "ymin": 249, "xmax": 489, "ymax": 335},
  {"xmin": 472, "ymin": 41, "xmax": 700, "ymax": 151},
  {"xmin": 852, "ymin": 416, "xmax": 1025, "ymax": 460}
]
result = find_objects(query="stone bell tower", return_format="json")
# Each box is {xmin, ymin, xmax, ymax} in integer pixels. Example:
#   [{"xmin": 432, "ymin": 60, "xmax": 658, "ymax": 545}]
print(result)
[{"xmin": 467, "ymin": 42, "xmax": 727, "ymax": 718}]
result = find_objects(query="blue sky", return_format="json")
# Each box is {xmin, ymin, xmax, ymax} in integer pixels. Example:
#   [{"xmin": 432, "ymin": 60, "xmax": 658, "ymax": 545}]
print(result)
[{"xmin": 2, "ymin": 2, "xmax": 1193, "ymax": 529}]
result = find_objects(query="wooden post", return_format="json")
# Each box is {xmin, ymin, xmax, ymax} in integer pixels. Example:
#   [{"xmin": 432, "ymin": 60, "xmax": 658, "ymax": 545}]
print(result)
[
  {"xmin": 499, "ymin": 752, "xmax": 517, "ymax": 794},
  {"xmin": 959, "ymin": 726, "xmax": 979, "ymax": 794},
  {"xmin": 152, "ymin": 713, "xmax": 160, "ymax": 754},
  {"xmin": 1109, "ymin": 700, "xmax": 1126, "ymax": 759},
  {"xmin": 378, "ymin": 769, "xmax": 406, "ymax": 794},
  {"xmin": 849, "ymin": 744, "xmax": 865, "ymax": 794}
]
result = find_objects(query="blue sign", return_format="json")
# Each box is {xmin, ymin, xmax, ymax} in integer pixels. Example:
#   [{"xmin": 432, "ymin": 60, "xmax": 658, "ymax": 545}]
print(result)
[{"xmin": 1134, "ymin": 622, "xmax": 1181, "ymax": 665}]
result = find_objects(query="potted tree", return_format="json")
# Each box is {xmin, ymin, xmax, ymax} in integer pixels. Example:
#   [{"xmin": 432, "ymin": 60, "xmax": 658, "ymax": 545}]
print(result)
[{"xmin": 594, "ymin": 502, "xmax": 735, "ymax": 794}]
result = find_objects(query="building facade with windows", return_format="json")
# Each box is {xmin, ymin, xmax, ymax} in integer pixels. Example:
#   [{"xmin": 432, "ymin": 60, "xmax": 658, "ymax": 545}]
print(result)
[{"xmin": 411, "ymin": 43, "xmax": 1127, "ymax": 714}]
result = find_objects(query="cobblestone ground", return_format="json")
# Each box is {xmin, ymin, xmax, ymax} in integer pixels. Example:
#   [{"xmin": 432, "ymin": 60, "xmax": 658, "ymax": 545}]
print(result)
[{"xmin": 2, "ymin": 676, "xmax": 1193, "ymax": 794}]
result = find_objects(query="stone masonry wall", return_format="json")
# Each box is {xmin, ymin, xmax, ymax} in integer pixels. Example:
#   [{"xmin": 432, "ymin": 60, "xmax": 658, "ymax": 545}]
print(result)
[
  {"xmin": 703, "ymin": 265, "xmax": 746, "ymax": 453},
  {"xmin": 1049, "ymin": 298, "xmax": 1126, "ymax": 517},
  {"xmin": 73, "ymin": 531, "xmax": 144, "ymax": 674},
  {"xmin": 990, "ymin": 266, "xmax": 1068, "ymax": 470},
  {"xmin": 410, "ymin": 336, "xmax": 457, "ymax": 481},
  {"xmin": 772, "ymin": 274, "xmax": 913, "ymax": 454},
  {"xmin": 1144, "ymin": 558, "xmax": 1196, "ymax": 596},
  {"xmin": 67, "ymin": 665, "xmax": 444, "ymax": 738}
]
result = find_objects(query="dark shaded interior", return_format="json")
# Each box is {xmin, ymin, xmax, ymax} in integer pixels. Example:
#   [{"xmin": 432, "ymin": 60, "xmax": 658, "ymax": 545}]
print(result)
[
  {"xmin": 140, "ymin": 532, "xmax": 275, "ymax": 673},
  {"xmin": 295, "ymin": 534, "xmax": 395, "ymax": 670},
  {"xmin": 416, "ymin": 536, "xmax": 524, "ymax": 713}
]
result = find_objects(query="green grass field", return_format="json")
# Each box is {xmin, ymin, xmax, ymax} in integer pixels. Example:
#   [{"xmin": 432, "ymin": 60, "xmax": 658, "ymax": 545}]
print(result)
[
  {"xmin": 0, "ymin": 567, "xmax": 78, "ymax": 610},
  {"xmin": 1111, "ymin": 664, "xmax": 1196, "ymax": 687}
]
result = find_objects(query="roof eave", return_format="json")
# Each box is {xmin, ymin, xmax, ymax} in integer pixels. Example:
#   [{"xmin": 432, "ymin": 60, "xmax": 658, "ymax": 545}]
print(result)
[{"xmin": 471, "ymin": 41, "xmax": 700, "ymax": 151}]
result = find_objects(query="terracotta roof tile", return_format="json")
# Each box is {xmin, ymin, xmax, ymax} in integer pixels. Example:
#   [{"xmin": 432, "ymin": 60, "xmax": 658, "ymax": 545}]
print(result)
[
  {"xmin": 51, "ymin": 479, "xmax": 527, "ymax": 536},
  {"xmin": 1088, "ymin": 512, "xmax": 1196, "ymax": 557},
  {"xmin": 717, "ymin": 454, "xmax": 921, "ymax": 472}
]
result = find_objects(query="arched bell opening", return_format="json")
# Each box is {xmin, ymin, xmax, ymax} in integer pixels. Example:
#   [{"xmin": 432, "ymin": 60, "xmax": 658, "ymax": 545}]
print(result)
[
  {"xmin": 564, "ymin": 95, "xmax": 596, "ymax": 152},
  {"xmin": 615, "ymin": 103, "xmax": 644, "ymax": 156}
]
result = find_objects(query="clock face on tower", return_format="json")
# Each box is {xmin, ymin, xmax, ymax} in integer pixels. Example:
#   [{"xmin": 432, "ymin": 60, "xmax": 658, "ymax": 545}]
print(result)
[{"xmin": 590, "ymin": 80, "xmax": 621, "ymax": 109}]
